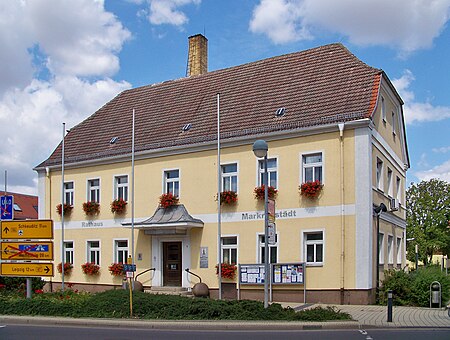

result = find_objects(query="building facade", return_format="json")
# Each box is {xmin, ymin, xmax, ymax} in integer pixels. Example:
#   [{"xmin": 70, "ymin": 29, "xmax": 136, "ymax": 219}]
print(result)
[{"xmin": 35, "ymin": 36, "xmax": 409, "ymax": 304}]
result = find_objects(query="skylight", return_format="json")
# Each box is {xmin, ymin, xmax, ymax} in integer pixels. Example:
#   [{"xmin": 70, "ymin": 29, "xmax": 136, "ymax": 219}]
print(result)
[
  {"xmin": 110, "ymin": 137, "xmax": 119, "ymax": 144},
  {"xmin": 13, "ymin": 203, "xmax": 22, "ymax": 212},
  {"xmin": 275, "ymin": 107, "xmax": 286, "ymax": 117},
  {"xmin": 182, "ymin": 123, "xmax": 192, "ymax": 132}
]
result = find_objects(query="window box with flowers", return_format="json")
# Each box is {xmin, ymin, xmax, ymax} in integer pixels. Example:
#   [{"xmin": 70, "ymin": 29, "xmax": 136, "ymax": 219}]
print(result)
[
  {"xmin": 215, "ymin": 263, "xmax": 237, "ymax": 280},
  {"xmin": 219, "ymin": 191, "xmax": 238, "ymax": 205},
  {"xmin": 159, "ymin": 192, "xmax": 179, "ymax": 208},
  {"xmin": 300, "ymin": 180, "xmax": 323, "ymax": 199},
  {"xmin": 254, "ymin": 185, "xmax": 278, "ymax": 201},
  {"xmin": 57, "ymin": 262, "xmax": 73, "ymax": 275},
  {"xmin": 81, "ymin": 262, "xmax": 100, "ymax": 275},
  {"xmin": 108, "ymin": 263, "xmax": 125, "ymax": 276},
  {"xmin": 83, "ymin": 201, "xmax": 100, "ymax": 215},
  {"xmin": 111, "ymin": 198, "xmax": 127, "ymax": 214},
  {"xmin": 56, "ymin": 203, "xmax": 73, "ymax": 216}
]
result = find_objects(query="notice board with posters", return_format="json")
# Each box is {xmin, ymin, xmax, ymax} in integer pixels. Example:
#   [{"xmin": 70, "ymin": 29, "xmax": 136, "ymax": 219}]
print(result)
[
  {"xmin": 272, "ymin": 263, "xmax": 305, "ymax": 285},
  {"xmin": 238, "ymin": 264, "xmax": 266, "ymax": 284}
]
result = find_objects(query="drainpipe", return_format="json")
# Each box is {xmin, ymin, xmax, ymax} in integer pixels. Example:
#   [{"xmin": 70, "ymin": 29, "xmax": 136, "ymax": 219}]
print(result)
[
  {"xmin": 46, "ymin": 167, "xmax": 51, "ymax": 220},
  {"xmin": 338, "ymin": 123, "xmax": 345, "ymax": 304}
]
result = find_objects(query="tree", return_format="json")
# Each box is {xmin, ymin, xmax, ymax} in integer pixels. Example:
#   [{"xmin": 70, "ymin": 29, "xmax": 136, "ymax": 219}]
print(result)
[{"xmin": 406, "ymin": 179, "xmax": 450, "ymax": 265}]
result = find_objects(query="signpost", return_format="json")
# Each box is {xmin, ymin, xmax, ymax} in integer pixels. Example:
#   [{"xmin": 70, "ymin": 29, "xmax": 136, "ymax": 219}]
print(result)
[
  {"xmin": 1, "ymin": 241, "xmax": 54, "ymax": 260},
  {"xmin": 1, "ymin": 220, "xmax": 53, "ymax": 239},
  {"xmin": 0, "ymin": 195, "xmax": 14, "ymax": 220},
  {"xmin": 0, "ymin": 262, "xmax": 54, "ymax": 277}
]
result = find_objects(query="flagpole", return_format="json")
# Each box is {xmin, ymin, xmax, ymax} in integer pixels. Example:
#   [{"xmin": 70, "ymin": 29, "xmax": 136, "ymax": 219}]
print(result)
[
  {"xmin": 217, "ymin": 93, "xmax": 222, "ymax": 300},
  {"xmin": 131, "ymin": 108, "xmax": 136, "ymax": 290}
]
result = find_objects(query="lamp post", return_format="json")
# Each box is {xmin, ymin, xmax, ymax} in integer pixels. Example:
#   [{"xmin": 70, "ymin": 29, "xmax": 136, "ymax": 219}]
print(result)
[
  {"xmin": 252, "ymin": 140, "xmax": 269, "ymax": 308},
  {"xmin": 374, "ymin": 202, "xmax": 387, "ymax": 303}
]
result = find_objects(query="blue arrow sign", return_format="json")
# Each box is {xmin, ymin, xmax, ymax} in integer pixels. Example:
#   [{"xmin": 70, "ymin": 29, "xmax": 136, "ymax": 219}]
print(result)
[{"xmin": 0, "ymin": 195, "xmax": 13, "ymax": 220}]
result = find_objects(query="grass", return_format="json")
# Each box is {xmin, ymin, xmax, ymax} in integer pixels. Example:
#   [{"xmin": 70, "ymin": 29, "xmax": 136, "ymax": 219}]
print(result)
[{"xmin": 0, "ymin": 289, "xmax": 351, "ymax": 321}]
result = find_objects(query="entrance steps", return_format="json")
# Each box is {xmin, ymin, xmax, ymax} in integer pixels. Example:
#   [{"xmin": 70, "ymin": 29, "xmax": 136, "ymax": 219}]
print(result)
[{"xmin": 146, "ymin": 286, "xmax": 192, "ymax": 296}]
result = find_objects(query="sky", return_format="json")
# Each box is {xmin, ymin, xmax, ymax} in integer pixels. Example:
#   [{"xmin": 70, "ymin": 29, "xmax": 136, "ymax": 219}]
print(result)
[{"xmin": 0, "ymin": 0, "xmax": 449, "ymax": 195}]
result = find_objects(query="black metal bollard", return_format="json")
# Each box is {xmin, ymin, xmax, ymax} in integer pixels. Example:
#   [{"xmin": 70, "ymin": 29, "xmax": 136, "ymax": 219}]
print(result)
[{"xmin": 387, "ymin": 290, "xmax": 393, "ymax": 322}]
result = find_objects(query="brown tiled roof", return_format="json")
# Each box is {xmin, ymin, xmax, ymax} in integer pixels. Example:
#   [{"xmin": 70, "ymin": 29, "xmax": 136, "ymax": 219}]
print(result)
[
  {"xmin": 2, "ymin": 192, "xmax": 38, "ymax": 220},
  {"xmin": 37, "ymin": 43, "xmax": 381, "ymax": 168}
]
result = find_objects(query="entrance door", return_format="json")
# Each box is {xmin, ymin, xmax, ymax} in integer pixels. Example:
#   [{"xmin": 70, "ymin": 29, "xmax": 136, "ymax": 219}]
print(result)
[{"xmin": 163, "ymin": 242, "xmax": 182, "ymax": 286}]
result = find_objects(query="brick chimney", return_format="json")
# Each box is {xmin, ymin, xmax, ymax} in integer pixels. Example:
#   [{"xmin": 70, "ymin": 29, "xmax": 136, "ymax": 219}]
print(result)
[{"xmin": 187, "ymin": 34, "xmax": 207, "ymax": 77}]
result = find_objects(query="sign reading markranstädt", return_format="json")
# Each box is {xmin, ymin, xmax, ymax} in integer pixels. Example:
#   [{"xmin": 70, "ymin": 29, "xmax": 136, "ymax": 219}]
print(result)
[
  {"xmin": 0, "ymin": 262, "xmax": 54, "ymax": 277},
  {"xmin": 1, "ymin": 220, "xmax": 53, "ymax": 240}
]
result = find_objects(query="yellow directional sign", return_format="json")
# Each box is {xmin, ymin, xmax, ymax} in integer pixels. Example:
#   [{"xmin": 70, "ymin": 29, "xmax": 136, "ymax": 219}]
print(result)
[
  {"xmin": 1, "ymin": 241, "xmax": 53, "ymax": 260},
  {"xmin": 1, "ymin": 220, "xmax": 53, "ymax": 240},
  {"xmin": 1, "ymin": 262, "xmax": 54, "ymax": 277}
]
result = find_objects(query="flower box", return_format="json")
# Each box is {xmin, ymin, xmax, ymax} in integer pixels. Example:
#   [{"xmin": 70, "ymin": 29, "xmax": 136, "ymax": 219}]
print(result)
[
  {"xmin": 83, "ymin": 201, "xmax": 100, "ymax": 215},
  {"xmin": 254, "ymin": 185, "xmax": 278, "ymax": 201},
  {"xmin": 81, "ymin": 262, "xmax": 100, "ymax": 275},
  {"xmin": 215, "ymin": 263, "xmax": 237, "ymax": 279},
  {"xmin": 300, "ymin": 180, "xmax": 323, "ymax": 199},
  {"xmin": 219, "ymin": 191, "xmax": 238, "ymax": 205},
  {"xmin": 111, "ymin": 198, "xmax": 127, "ymax": 214},
  {"xmin": 108, "ymin": 263, "xmax": 125, "ymax": 276},
  {"xmin": 56, "ymin": 203, "xmax": 73, "ymax": 216},
  {"xmin": 159, "ymin": 192, "xmax": 179, "ymax": 208},
  {"xmin": 57, "ymin": 262, "xmax": 73, "ymax": 275}
]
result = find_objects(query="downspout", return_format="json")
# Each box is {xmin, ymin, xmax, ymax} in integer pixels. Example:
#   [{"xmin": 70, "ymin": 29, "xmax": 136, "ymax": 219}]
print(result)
[
  {"xmin": 338, "ymin": 123, "xmax": 345, "ymax": 304},
  {"xmin": 46, "ymin": 167, "xmax": 51, "ymax": 220}
]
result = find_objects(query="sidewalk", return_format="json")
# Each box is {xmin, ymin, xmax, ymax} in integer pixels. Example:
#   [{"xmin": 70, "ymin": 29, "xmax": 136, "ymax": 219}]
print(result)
[{"xmin": 279, "ymin": 302, "xmax": 450, "ymax": 328}]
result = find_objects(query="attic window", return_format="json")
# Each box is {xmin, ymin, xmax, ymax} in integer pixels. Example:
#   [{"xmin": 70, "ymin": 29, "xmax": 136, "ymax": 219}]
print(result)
[
  {"xmin": 275, "ymin": 107, "xmax": 286, "ymax": 117},
  {"xmin": 13, "ymin": 203, "xmax": 22, "ymax": 212},
  {"xmin": 110, "ymin": 137, "xmax": 119, "ymax": 144},
  {"xmin": 182, "ymin": 123, "xmax": 192, "ymax": 132}
]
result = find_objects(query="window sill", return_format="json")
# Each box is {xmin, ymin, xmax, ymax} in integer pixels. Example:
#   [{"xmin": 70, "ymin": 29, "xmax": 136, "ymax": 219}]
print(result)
[{"xmin": 305, "ymin": 263, "xmax": 323, "ymax": 267}]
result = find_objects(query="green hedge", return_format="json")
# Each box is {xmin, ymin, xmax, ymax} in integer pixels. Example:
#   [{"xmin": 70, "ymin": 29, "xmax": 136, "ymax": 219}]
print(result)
[
  {"xmin": 0, "ymin": 289, "xmax": 351, "ymax": 321},
  {"xmin": 379, "ymin": 266, "xmax": 450, "ymax": 306}
]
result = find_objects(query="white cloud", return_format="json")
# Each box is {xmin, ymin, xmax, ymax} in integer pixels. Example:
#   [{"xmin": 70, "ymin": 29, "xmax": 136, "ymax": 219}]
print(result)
[
  {"xmin": 392, "ymin": 70, "xmax": 450, "ymax": 124},
  {"xmin": 415, "ymin": 159, "xmax": 450, "ymax": 182},
  {"xmin": 433, "ymin": 146, "xmax": 450, "ymax": 153},
  {"xmin": 146, "ymin": 0, "xmax": 201, "ymax": 26},
  {"xmin": 249, "ymin": 0, "xmax": 450, "ymax": 52},
  {"xmin": 0, "ymin": 0, "xmax": 132, "ymax": 194}
]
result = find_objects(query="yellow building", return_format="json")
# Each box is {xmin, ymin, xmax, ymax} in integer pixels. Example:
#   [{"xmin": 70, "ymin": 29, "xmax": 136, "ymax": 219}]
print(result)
[{"xmin": 35, "ymin": 35, "xmax": 409, "ymax": 304}]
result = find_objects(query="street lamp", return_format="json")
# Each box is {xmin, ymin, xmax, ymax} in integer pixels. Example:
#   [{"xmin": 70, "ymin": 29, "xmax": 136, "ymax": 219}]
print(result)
[
  {"xmin": 374, "ymin": 202, "xmax": 387, "ymax": 303},
  {"xmin": 252, "ymin": 140, "xmax": 269, "ymax": 308}
]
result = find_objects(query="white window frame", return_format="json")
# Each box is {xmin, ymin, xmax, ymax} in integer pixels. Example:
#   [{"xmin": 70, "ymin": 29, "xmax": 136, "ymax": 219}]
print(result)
[
  {"xmin": 87, "ymin": 178, "xmax": 100, "ymax": 203},
  {"xmin": 396, "ymin": 176, "xmax": 402, "ymax": 203},
  {"xmin": 221, "ymin": 162, "xmax": 238, "ymax": 192},
  {"xmin": 396, "ymin": 237, "xmax": 402, "ymax": 266},
  {"xmin": 114, "ymin": 175, "xmax": 129, "ymax": 201},
  {"xmin": 301, "ymin": 151, "xmax": 324, "ymax": 184},
  {"xmin": 113, "ymin": 239, "xmax": 129, "ymax": 264},
  {"xmin": 257, "ymin": 233, "xmax": 278, "ymax": 264},
  {"xmin": 376, "ymin": 158, "xmax": 384, "ymax": 191},
  {"xmin": 387, "ymin": 234, "xmax": 394, "ymax": 264},
  {"xmin": 378, "ymin": 232, "xmax": 385, "ymax": 265},
  {"xmin": 381, "ymin": 96, "xmax": 386, "ymax": 122},
  {"xmin": 302, "ymin": 230, "xmax": 324, "ymax": 266},
  {"xmin": 64, "ymin": 181, "xmax": 74, "ymax": 206},
  {"xmin": 163, "ymin": 169, "xmax": 180, "ymax": 197},
  {"xmin": 387, "ymin": 168, "xmax": 393, "ymax": 198},
  {"xmin": 87, "ymin": 240, "xmax": 101, "ymax": 265},
  {"xmin": 258, "ymin": 157, "xmax": 278, "ymax": 188},
  {"xmin": 392, "ymin": 111, "xmax": 397, "ymax": 136},
  {"xmin": 64, "ymin": 241, "xmax": 74, "ymax": 265},
  {"xmin": 221, "ymin": 235, "xmax": 238, "ymax": 264}
]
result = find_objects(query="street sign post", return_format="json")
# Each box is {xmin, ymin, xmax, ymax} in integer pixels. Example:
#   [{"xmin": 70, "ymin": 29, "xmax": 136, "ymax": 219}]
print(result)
[
  {"xmin": 1, "ymin": 241, "xmax": 54, "ymax": 260},
  {"xmin": 1, "ymin": 220, "xmax": 53, "ymax": 239},
  {"xmin": 0, "ymin": 195, "xmax": 14, "ymax": 220},
  {"xmin": 0, "ymin": 262, "xmax": 54, "ymax": 277}
]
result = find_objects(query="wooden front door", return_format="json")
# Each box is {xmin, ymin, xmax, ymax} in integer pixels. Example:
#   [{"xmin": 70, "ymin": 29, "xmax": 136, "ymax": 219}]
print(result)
[{"xmin": 163, "ymin": 242, "xmax": 182, "ymax": 286}]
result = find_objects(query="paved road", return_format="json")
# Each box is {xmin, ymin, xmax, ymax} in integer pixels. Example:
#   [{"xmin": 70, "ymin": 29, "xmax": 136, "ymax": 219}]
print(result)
[{"xmin": 1, "ymin": 324, "xmax": 450, "ymax": 340}]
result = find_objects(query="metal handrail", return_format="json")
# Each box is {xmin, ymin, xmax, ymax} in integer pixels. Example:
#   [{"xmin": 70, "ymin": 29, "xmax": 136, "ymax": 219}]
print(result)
[
  {"xmin": 185, "ymin": 268, "xmax": 202, "ymax": 283},
  {"xmin": 135, "ymin": 268, "xmax": 155, "ymax": 282}
]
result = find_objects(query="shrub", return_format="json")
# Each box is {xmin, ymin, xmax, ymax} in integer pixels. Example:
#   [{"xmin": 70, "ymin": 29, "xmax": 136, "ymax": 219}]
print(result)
[
  {"xmin": 379, "ymin": 269, "xmax": 413, "ymax": 305},
  {"xmin": 0, "ymin": 277, "xmax": 45, "ymax": 293}
]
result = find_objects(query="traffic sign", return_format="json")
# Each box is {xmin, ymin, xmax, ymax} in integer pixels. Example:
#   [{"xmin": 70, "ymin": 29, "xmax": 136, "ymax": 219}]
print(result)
[
  {"xmin": 0, "ymin": 195, "xmax": 14, "ymax": 220},
  {"xmin": 1, "ymin": 241, "xmax": 53, "ymax": 260},
  {"xmin": 1, "ymin": 220, "xmax": 53, "ymax": 239},
  {"xmin": 268, "ymin": 222, "xmax": 276, "ymax": 245},
  {"xmin": 0, "ymin": 262, "xmax": 53, "ymax": 277},
  {"xmin": 123, "ymin": 264, "xmax": 136, "ymax": 272}
]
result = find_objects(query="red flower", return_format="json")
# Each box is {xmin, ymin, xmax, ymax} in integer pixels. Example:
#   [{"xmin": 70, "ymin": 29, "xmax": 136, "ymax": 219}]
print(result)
[
  {"xmin": 56, "ymin": 203, "xmax": 73, "ymax": 216},
  {"xmin": 57, "ymin": 262, "xmax": 73, "ymax": 275},
  {"xmin": 108, "ymin": 263, "xmax": 125, "ymax": 276},
  {"xmin": 83, "ymin": 201, "xmax": 100, "ymax": 215},
  {"xmin": 219, "ymin": 191, "xmax": 238, "ymax": 205},
  {"xmin": 300, "ymin": 180, "xmax": 323, "ymax": 199},
  {"xmin": 111, "ymin": 198, "xmax": 127, "ymax": 214},
  {"xmin": 215, "ymin": 263, "xmax": 237, "ymax": 279},
  {"xmin": 81, "ymin": 262, "xmax": 100, "ymax": 275},
  {"xmin": 159, "ymin": 192, "xmax": 179, "ymax": 208},
  {"xmin": 254, "ymin": 185, "xmax": 278, "ymax": 201}
]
